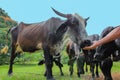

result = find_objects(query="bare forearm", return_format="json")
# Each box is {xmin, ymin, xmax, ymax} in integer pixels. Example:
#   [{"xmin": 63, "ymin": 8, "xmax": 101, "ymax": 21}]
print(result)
[
  {"xmin": 83, "ymin": 26, "xmax": 120, "ymax": 50},
  {"xmin": 97, "ymin": 26, "xmax": 120, "ymax": 45}
]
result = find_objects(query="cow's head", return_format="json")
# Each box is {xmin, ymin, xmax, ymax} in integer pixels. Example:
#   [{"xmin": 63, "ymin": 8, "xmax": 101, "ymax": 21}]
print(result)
[
  {"xmin": 52, "ymin": 8, "xmax": 89, "ymax": 46},
  {"xmin": 80, "ymin": 39, "xmax": 96, "ymax": 63},
  {"xmin": 95, "ymin": 26, "xmax": 117, "ymax": 61}
]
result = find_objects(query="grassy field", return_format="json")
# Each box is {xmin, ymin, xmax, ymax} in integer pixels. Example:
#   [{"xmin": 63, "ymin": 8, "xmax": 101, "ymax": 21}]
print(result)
[{"xmin": 0, "ymin": 62, "xmax": 120, "ymax": 80}]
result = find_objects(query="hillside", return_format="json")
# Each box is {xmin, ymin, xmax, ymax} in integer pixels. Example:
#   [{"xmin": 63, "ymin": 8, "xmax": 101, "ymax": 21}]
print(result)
[{"xmin": 0, "ymin": 8, "xmax": 17, "ymax": 28}]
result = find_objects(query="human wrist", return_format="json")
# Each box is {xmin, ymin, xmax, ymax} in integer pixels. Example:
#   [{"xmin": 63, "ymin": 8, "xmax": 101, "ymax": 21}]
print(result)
[{"xmin": 95, "ymin": 40, "xmax": 101, "ymax": 46}]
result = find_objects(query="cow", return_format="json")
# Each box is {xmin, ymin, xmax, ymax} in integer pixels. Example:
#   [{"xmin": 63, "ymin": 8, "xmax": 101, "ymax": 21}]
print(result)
[
  {"xmin": 8, "ymin": 8, "xmax": 89, "ymax": 80},
  {"xmin": 80, "ymin": 34, "xmax": 100, "ymax": 80},
  {"xmin": 94, "ymin": 26, "xmax": 120, "ymax": 80},
  {"xmin": 66, "ymin": 40, "xmax": 85, "ymax": 77}
]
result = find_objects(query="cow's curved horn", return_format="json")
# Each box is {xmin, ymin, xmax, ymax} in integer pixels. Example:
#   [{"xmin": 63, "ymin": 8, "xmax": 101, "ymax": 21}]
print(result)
[{"xmin": 51, "ymin": 7, "xmax": 71, "ymax": 18}]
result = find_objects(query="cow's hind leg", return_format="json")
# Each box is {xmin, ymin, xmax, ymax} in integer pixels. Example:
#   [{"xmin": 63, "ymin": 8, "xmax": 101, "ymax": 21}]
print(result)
[
  {"xmin": 8, "ymin": 45, "xmax": 17, "ymax": 75},
  {"xmin": 43, "ymin": 46, "xmax": 55, "ymax": 80},
  {"xmin": 69, "ymin": 64, "xmax": 74, "ymax": 76},
  {"xmin": 54, "ymin": 57, "xmax": 64, "ymax": 76},
  {"xmin": 68, "ymin": 59, "xmax": 75, "ymax": 76},
  {"xmin": 38, "ymin": 59, "xmax": 47, "ymax": 76}
]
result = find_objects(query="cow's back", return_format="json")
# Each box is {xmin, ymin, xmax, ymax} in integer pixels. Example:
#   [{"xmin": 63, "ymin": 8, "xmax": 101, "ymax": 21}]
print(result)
[{"xmin": 15, "ymin": 17, "xmax": 64, "ymax": 52}]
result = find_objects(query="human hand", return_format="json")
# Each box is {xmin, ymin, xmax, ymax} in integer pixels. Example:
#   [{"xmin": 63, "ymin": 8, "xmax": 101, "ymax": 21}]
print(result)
[{"xmin": 83, "ymin": 41, "xmax": 98, "ymax": 50}]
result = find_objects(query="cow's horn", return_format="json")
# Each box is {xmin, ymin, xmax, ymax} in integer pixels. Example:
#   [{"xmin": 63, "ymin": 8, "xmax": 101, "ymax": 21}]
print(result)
[{"xmin": 51, "ymin": 7, "xmax": 71, "ymax": 18}]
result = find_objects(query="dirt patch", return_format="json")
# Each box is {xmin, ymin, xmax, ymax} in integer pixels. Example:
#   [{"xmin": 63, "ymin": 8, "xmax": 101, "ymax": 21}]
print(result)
[{"xmin": 82, "ymin": 72, "xmax": 120, "ymax": 80}]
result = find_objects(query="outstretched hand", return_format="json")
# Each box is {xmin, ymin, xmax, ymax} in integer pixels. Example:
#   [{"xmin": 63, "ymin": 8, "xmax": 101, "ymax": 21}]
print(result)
[{"xmin": 83, "ymin": 41, "xmax": 98, "ymax": 50}]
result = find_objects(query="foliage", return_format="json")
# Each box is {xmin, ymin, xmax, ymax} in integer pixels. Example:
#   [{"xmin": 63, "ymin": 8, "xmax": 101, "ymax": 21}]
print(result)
[
  {"xmin": 0, "ymin": 22, "xmax": 7, "ymax": 28},
  {"xmin": 0, "ymin": 17, "xmax": 4, "ymax": 23},
  {"xmin": 0, "ymin": 8, "xmax": 9, "ymax": 17},
  {"xmin": 14, "ymin": 51, "xmax": 44, "ymax": 64},
  {"xmin": 0, "ymin": 8, "xmax": 17, "ymax": 28},
  {"xmin": 0, "ymin": 54, "xmax": 9, "ymax": 65},
  {"xmin": 0, "ymin": 8, "xmax": 18, "ymax": 65},
  {"xmin": 0, "ymin": 27, "xmax": 16, "ymax": 64},
  {"xmin": 61, "ymin": 49, "xmax": 69, "ymax": 64}
]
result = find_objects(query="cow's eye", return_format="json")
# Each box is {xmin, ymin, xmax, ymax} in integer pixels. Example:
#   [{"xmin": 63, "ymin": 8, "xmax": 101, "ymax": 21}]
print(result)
[{"xmin": 72, "ymin": 20, "xmax": 79, "ymax": 25}]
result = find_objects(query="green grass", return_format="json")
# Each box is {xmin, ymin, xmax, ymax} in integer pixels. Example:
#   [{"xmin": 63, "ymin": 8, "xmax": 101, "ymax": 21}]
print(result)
[
  {"xmin": 0, "ymin": 62, "xmax": 120, "ymax": 80},
  {"xmin": 111, "ymin": 62, "xmax": 120, "ymax": 72},
  {"xmin": 0, "ymin": 64, "xmax": 83, "ymax": 80}
]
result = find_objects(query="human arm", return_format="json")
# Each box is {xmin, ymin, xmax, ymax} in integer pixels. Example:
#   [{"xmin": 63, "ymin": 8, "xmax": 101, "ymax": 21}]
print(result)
[{"xmin": 83, "ymin": 26, "xmax": 120, "ymax": 50}]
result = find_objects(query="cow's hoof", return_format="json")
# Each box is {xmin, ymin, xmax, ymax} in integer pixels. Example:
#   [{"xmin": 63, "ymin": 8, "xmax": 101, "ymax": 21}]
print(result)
[
  {"xmin": 77, "ymin": 73, "xmax": 80, "ymax": 78},
  {"xmin": 96, "ymin": 75, "xmax": 99, "ymax": 78},
  {"xmin": 61, "ymin": 73, "xmax": 64, "ymax": 76},
  {"xmin": 8, "ymin": 73, "xmax": 13, "ymax": 76},
  {"xmin": 91, "ymin": 77, "xmax": 95, "ymax": 80},
  {"xmin": 47, "ymin": 77, "xmax": 55, "ymax": 80},
  {"xmin": 78, "ymin": 75, "xmax": 80, "ymax": 78}
]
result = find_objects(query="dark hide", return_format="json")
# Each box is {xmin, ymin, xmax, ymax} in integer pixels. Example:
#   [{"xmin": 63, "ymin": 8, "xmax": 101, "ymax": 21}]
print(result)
[
  {"xmin": 100, "ymin": 58, "xmax": 113, "ymax": 80},
  {"xmin": 8, "ymin": 8, "xmax": 88, "ymax": 80},
  {"xmin": 66, "ymin": 40, "xmax": 85, "ymax": 77},
  {"xmin": 95, "ymin": 26, "xmax": 120, "ymax": 80},
  {"xmin": 80, "ymin": 34, "xmax": 100, "ymax": 80},
  {"xmin": 95, "ymin": 26, "xmax": 120, "ymax": 60},
  {"xmin": 48, "ymin": 20, "xmax": 68, "ymax": 45}
]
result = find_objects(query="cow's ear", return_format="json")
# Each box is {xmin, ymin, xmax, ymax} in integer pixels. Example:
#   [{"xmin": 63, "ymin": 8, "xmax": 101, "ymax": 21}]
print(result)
[
  {"xmin": 85, "ymin": 17, "xmax": 90, "ymax": 22},
  {"xmin": 56, "ymin": 21, "xmax": 68, "ymax": 34},
  {"xmin": 55, "ymin": 21, "xmax": 68, "ymax": 41},
  {"xmin": 84, "ymin": 17, "xmax": 90, "ymax": 27}
]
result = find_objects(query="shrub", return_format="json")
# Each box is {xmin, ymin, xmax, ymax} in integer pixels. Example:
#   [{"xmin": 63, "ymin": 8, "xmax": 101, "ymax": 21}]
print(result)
[
  {"xmin": 0, "ymin": 23, "xmax": 7, "ymax": 28},
  {"xmin": 0, "ymin": 53, "xmax": 10, "ymax": 65},
  {"xmin": 0, "ymin": 17, "xmax": 4, "ymax": 23},
  {"xmin": 6, "ymin": 20, "xmax": 12, "ymax": 26}
]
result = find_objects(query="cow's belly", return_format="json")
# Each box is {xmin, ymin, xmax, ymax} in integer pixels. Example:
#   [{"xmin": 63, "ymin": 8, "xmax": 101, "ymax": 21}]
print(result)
[{"xmin": 16, "ymin": 42, "xmax": 42, "ymax": 53}]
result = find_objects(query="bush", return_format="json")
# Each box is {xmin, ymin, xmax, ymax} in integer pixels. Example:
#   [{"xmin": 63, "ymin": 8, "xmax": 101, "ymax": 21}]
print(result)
[
  {"xmin": 14, "ymin": 51, "xmax": 44, "ymax": 64},
  {"xmin": 0, "ymin": 53, "xmax": 10, "ymax": 65},
  {"xmin": 5, "ymin": 20, "xmax": 12, "ymax": 26},
  {"xmin": 0, "ymin": 23, "xmax": 7, "ymax": 28},
  {"xmin": 0, "ymin": 17, "xmax": 4, "ymax": 23}
]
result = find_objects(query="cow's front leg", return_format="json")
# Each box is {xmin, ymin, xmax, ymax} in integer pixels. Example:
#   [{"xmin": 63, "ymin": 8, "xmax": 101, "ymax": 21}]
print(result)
[
  {"xmin": 96, "ymin": 63, "xmax": 99, "ymax": 78},
  {"xmin": 43, "ymin": 46, "xmax": 55, "ymax": 80}
]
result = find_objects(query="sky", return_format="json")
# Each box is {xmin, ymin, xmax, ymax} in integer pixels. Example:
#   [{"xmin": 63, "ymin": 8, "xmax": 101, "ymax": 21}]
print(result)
[{"xmin": 0, "ymin": 0, "xmax": 120, "ymax": 35}]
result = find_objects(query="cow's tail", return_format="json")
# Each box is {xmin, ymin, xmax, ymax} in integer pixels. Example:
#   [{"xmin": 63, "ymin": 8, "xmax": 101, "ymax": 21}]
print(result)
[{"xmin": 6, "ymin": 27, "xmax": 12, "ymax": 40}]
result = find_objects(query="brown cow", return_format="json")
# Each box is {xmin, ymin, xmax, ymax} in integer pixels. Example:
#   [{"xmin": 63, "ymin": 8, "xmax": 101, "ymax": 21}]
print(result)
[
  {"xmin": 66, "ymin": 40, "xmax": 85, "ymax": 77},
  {"xmin": 8, "ymin": 8, "xmax": 89, "ymax": 80}
]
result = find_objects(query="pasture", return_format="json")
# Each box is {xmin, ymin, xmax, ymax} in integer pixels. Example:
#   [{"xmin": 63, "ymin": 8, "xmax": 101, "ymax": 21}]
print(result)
[{"xmin": 0, "ymin": 58, "xmax": 120, "ymax": 80}]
